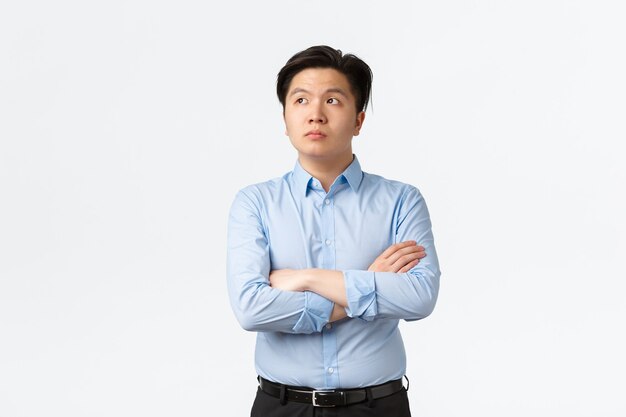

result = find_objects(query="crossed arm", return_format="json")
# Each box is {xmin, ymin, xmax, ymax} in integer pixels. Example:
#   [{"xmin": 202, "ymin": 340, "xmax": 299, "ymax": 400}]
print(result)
[
  {"xmin": 228, "ymin": 186, "xmax": 440, "ymax": 333},
  {"xmin": 269, "ymin": 241, "xmax": 426, "ymax": 322}
]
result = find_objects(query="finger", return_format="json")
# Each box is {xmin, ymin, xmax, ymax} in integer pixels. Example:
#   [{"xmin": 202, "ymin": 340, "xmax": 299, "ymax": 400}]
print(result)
[
  {"xmin": 369, "ymin": 258, "xmax": 396, "ymax": 273},
  {"xmin": 407, "ymin": 245, "xmax": 425, "ymax": 254},
  {"xmin": 388, "ymin": 246, "xmax": 426, "ymax": 262},
  {"xmin": 380, "ymin": 240, "xmax": 416, "ymax": 258},
  {"xmin": 391, "ymin": 252, "xmax": 423, "ymax": 271},
  {"xmin": 386, "ymin": 245, "xmax": 423, "ymax": 264},
  {"xmin": 398, "ymin": 259, "xmax": 420, "ymax": 273}
]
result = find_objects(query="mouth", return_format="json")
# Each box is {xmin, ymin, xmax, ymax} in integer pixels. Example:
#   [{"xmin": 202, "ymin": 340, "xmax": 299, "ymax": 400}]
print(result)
[{"xmin": 306, "ymin": 130, "xmax": 327, "ymax": 139}]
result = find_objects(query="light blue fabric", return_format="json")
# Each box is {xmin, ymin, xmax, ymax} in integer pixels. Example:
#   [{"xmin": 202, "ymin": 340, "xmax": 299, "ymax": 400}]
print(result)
[{"xmin": 227, "ymin": 155, "xmax": 440, "ymax": 389}]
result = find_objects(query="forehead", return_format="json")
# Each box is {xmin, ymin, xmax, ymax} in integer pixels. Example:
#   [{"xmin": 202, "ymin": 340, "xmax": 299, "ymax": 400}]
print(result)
[{"xmin": 288, "ymin": 68, "xmax": 353, "ymax": 96}]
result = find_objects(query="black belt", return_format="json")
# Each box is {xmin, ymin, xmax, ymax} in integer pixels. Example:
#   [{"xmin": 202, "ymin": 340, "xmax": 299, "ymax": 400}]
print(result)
[{"xmin": 258, "ymin": 376, "xmax": 404, "ymax": 407}]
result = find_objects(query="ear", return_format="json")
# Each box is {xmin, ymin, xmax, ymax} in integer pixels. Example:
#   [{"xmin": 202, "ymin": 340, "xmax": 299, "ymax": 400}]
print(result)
[
  {"xmin": 283, "ymin": 112, "xmax": 289, "ymax": 136},
  {"xmin": 353, "ymin": 111, "xmax": 366, "ymax": 136}
]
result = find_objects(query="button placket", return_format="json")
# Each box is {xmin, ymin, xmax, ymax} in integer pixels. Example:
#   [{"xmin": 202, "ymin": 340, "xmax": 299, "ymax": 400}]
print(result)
[{"xmin": 320, "ymin": 192, "xmax": 338, "ymax": 387}]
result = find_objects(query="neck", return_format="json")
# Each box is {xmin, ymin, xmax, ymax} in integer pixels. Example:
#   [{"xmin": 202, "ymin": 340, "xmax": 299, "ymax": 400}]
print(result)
[{"xmin": 299, "ymin": 153, "xmax": 354, "ymax": 193}]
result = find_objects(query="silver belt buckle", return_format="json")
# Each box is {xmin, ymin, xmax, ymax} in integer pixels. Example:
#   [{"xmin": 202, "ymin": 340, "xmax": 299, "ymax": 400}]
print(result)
[{"xmin": 312, "ymin": 390, "xmax": 336, "ymax": 407}]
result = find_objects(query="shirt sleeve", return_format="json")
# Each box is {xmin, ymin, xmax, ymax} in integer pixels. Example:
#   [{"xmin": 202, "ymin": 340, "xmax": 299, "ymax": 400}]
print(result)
[
  {"xmin": 227, "ymin": 189, "xmax": 334, "ymax": 334},
  {"xmin": 343, "ymin": 186, "xmax": 441, "ymax": 321}
]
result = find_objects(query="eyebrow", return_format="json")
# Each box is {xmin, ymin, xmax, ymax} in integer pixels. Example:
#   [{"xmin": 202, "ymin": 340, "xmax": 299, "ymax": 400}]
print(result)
[{"xmin": 289, "ymin": 87, "xmax": 349, "ymax": 98}]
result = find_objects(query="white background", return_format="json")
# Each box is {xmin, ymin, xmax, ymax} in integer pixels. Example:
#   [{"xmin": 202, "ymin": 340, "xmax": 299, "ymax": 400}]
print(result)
[{"xmin": 1, "ymin": 1, "xmax": 625, "ymax": 416}]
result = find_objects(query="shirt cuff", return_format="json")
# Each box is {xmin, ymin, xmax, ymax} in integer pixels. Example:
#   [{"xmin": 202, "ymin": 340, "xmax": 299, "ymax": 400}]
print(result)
[
  {"xmin": 343, "ymin": 270, "xmax": 377, "ymax": 321},
  {"xmin": 292, "ymin": 291, "xmax": 334, "ymax": 333}
]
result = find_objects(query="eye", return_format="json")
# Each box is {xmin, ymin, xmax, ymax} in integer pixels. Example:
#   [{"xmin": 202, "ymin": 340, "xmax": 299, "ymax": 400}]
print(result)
[
  {"xmin": 296, "ymin": 97, "xmax": 308, "ymax": 104},
  {"xmin": 327, "ymin": 98, "xmax": 340, "ymax": 105}
]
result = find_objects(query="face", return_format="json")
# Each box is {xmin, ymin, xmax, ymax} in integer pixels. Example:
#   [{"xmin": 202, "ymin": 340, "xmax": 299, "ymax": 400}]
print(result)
[{"xmin": 283, "ymin": 68, "xmax": 365, "ymax": 165}]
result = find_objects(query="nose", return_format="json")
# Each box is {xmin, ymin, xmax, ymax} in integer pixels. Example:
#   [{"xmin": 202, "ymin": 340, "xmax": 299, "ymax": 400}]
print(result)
[{"xmin": 308, "ymin": 102, "xmax": 327, "ymax": 124}]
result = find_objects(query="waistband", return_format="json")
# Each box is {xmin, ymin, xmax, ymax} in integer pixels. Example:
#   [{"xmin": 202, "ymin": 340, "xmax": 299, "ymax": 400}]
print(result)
[{"xmin": 258, "ymin": 376, "xmax": 405, "ymax": 407}]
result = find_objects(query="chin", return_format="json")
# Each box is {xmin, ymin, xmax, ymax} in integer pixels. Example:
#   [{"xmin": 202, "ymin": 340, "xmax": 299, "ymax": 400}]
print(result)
[{"xmin": 296, "ymin": 145, "xmax": 329, "ymax": 156}]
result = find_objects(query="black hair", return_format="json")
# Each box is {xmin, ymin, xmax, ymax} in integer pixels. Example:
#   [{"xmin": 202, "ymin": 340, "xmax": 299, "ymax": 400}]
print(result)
[{"xmin": 276, "ymin": 45, "xmax": 373, "ymax": 114}]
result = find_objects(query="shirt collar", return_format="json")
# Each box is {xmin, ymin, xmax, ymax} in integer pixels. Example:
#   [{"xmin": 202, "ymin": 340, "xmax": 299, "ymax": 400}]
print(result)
[
  {"xmin": 342, "ymin": 155, "xmax": 364, "ymax": 192},
  {"xmin": 292, "ymin": 155, "xmax": 364, "ymax": 197}
]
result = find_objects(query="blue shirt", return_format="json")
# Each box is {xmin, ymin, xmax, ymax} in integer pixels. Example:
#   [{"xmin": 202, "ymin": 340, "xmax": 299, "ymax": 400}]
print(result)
[{"xmin": 227, "ymin": 155, "xmax": 440, "ymax": 389}]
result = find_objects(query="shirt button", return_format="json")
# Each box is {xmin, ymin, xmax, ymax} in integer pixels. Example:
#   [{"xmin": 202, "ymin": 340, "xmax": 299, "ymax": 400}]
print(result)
[
  {"xmin": 325, "ymin": 239, "xmax": 332, "ymax": 246},
  {"xmin": 313, "ymin": 181, "xmax": 319, "ymax": 187},
  {"xmin": 328, "ymin": 367, "xmax": 334, "ymax": 374},
  {"xmin": 325, "ymin": 323, "xmax": 332, "ymax": 330},
  {"xmin": 324, "ymin": 199, "xmax": 330, "ymax": 205}
]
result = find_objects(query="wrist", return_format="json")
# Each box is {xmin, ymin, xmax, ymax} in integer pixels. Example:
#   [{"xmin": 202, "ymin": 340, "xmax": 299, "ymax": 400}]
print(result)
[{"xmin": 301, "ymin": 269, "xmax": 316, "ymax": 292}]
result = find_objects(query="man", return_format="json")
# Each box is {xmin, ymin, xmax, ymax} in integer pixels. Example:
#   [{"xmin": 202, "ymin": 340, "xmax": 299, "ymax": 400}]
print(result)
[{"xmin": 227, "ymin": 45, "xmax": 440, "ymax": 416}]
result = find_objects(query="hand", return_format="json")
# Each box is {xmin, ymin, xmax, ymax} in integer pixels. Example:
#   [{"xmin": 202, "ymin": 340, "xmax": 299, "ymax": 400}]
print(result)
[
  {"xmin": 368, "ymin": 240, "xmax": 426, "ymax": 273},
  {"xmin": 269, "ymin": 269, "xmax": 306, "ymax": 292},
  {"xmin": 330, "ymin": 303, "xmax": 347, "ymax": 322}
]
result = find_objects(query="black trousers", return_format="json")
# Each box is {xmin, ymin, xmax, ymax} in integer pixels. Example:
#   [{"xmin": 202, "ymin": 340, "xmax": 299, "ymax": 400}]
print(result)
[{"xmin": 250, "ymin": 386, "xmax": 412, "ymax": 417}]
